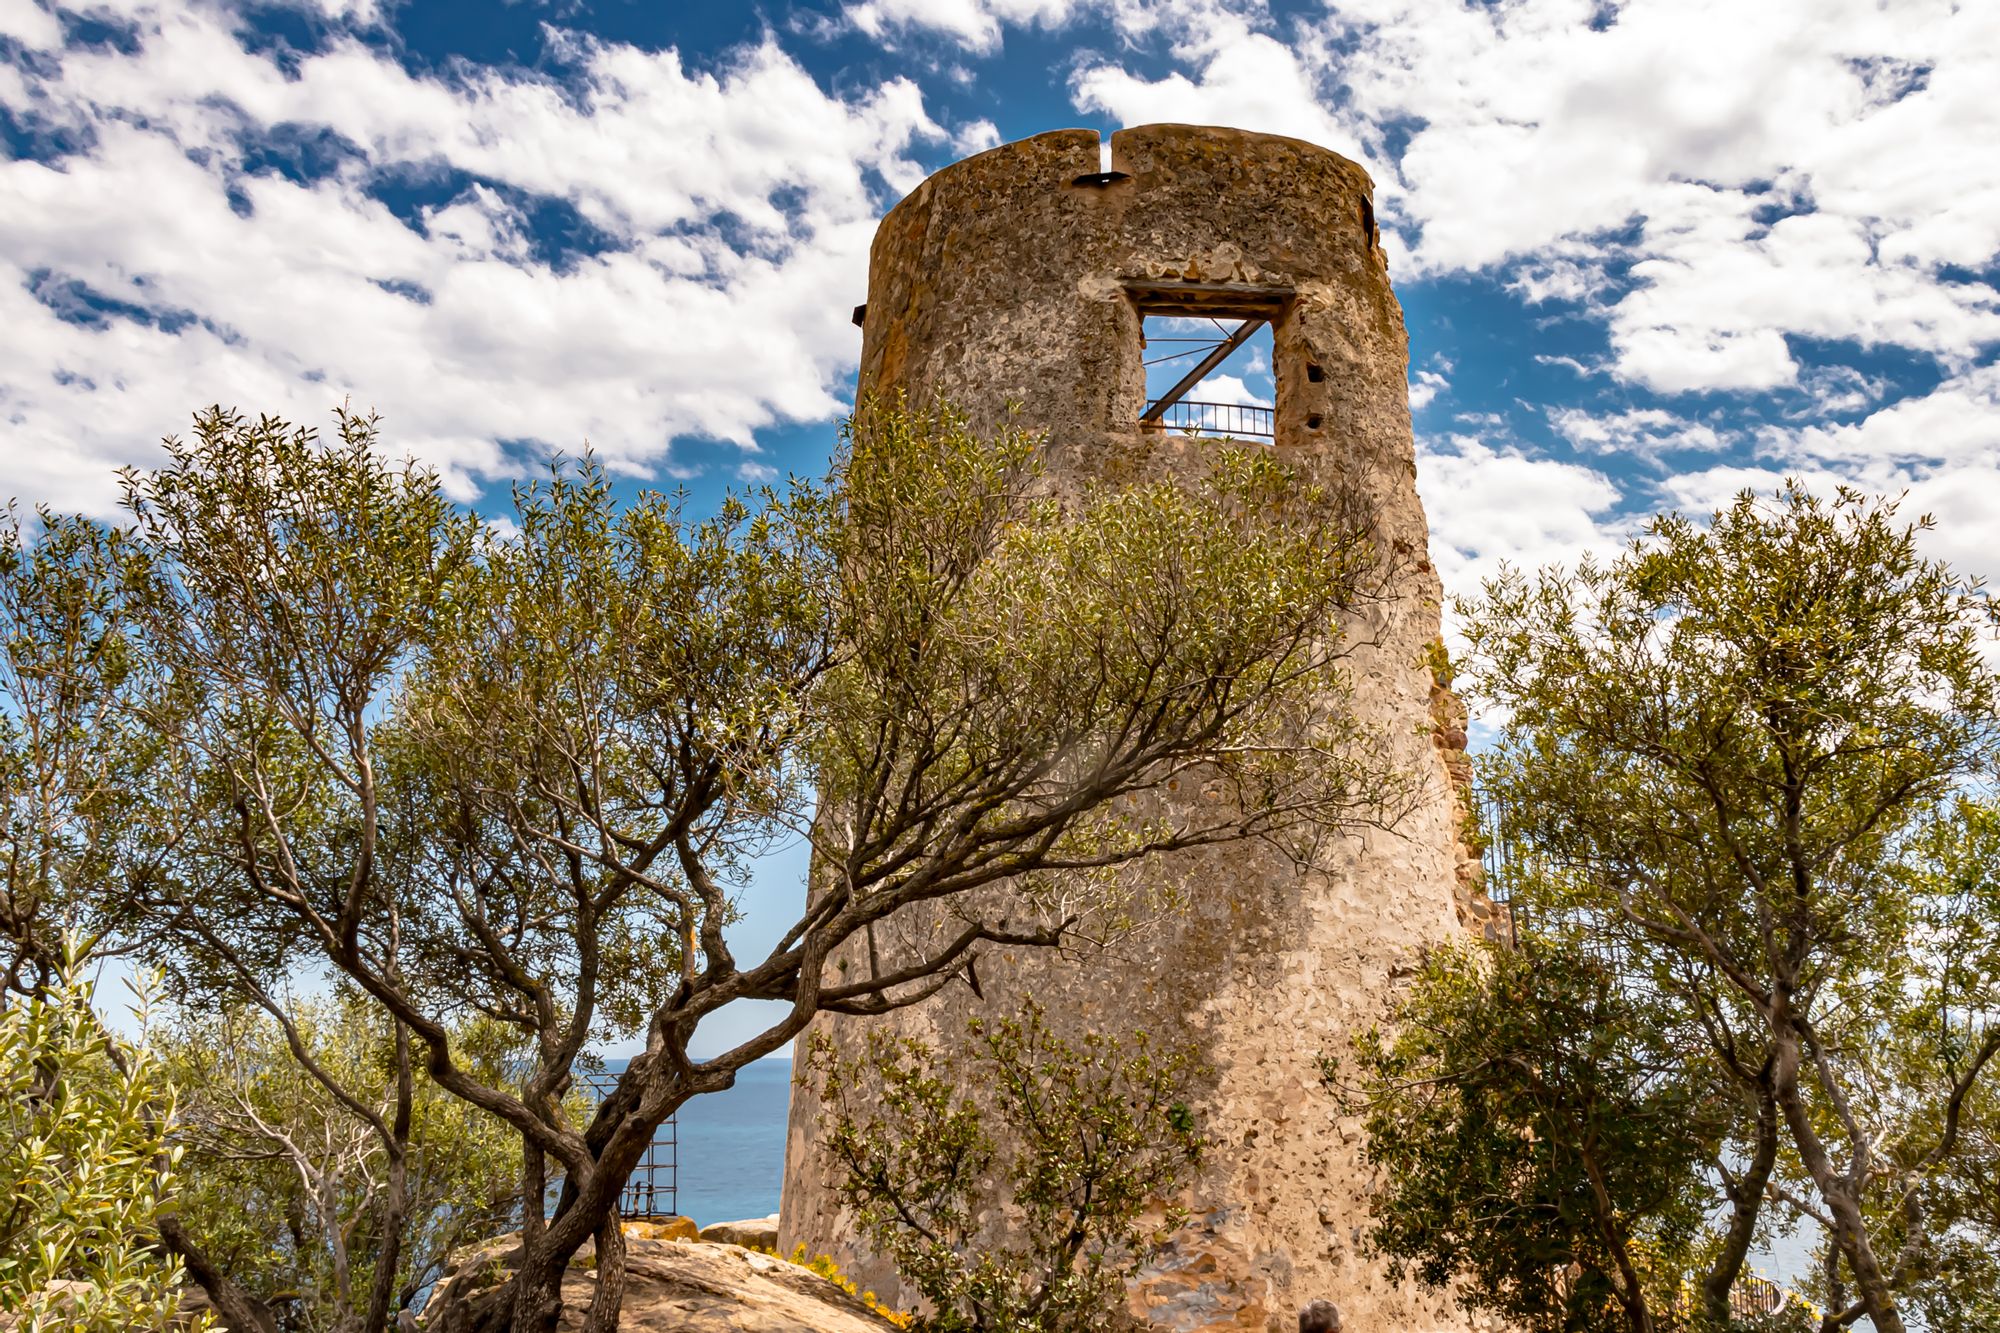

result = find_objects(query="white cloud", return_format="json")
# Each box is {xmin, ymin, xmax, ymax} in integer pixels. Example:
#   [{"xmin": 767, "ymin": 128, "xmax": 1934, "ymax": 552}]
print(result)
[
  {"xmin": 1779, "ymin": 363, "xmax": 2000, "ymax": 470},
  {"xmin": 1534, "ymin": 353, "xmax": 1596, "ymax": 378},
  {"xmin": 846, "ymin": 0, "xmax": 1085, "ymax": 54},
  {"xmin": 1794, "ymin": 365, "xmax": 1890, "ymax": 417},
  {"xmin": 1660, "ymin": 458, "xmax": 2000, "ymax": 596},
  {"xmin": 0, "ymin": 4, "xmax": 941, "ymax": 512},
  {"xmin": 1547, "ymin": 406, "xmax": 1730, "ymax": 460},
  {"xmin": 0, "ymin": 1, "xmax": 64, "ymax": 47},
  {"xmin": 1664, "ymin": 366, "xmax": 2000, "ymax": 584},
  {"xmin": 1417, "ymin": 431, "xmax": 1626, "ymax": 603},
  {"xmin": 1072, "ymin": 7, "xmax": 1368, "ymax": 172},
  {"xmin": 1065, "ymin": 0, "xmax": 2000, "ymax": 395},
  {"xmin": 952, "ymin": 118, "xmax": 1003, "ymax": 154},
  {"xmin": 843, "ymin": 0, "xmax": 1249, "ymax": 53},
  {"xmin": 1506, "ymin": 254, "xmax": 1611, "ymax": 306},
  {"xmin": 1408, "ymin": 368, "xmax": 1447, "ymax": 411},
  {"xmin": 1182, "ymin": 372, "xmax": 1263, "ymax": 408}
]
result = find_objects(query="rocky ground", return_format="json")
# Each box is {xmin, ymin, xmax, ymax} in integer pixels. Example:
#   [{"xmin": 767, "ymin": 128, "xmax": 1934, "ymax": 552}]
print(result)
[{"xmin": 419, "ymin": 1217, "xmax": 902, "ymax": 1332}]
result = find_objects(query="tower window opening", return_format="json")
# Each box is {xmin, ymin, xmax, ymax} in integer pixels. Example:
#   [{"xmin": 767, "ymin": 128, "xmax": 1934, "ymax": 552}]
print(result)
[
  {"xmin": 1124, "ymin": 280, "xmax": 1292, "ymax": 441},
  {"xmin": 1136, "ymin": 312, "xmax": 1277, "ymax": 440}
]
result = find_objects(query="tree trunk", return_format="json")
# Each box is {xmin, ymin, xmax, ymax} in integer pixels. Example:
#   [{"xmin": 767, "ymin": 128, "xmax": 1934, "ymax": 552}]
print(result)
[
  {"xmin": 522, "ymin": 1137, "xmax": 546, "ymax": 1254},
  {"xmin": 1772, "ymin": 1029, "xmax": 1905, "ymax": 1333},
  {"xmin": 583, "ymin": 1206, "xmax": 626, "ymax": 1333},
  {"xmin": 362, "ymin": 1143, "xmax": 411, "ymax": 1328},
  {"xmin": 158, "ymin": 1214, "xmax": 280, "ymax": 1333},
  {"xmin": 479, "ymin": 1070, "xmax": 691, "ymax": 1332},
  {"xmin": 1578, "ymin": 1143, "xmax": 1654, "ymax": 1333},
  {"xmin": 507, "ymin": 1232, "xmax": 566, "ymax": 1333},
  {"xmin": 362, "ymin": 1019, "xmax": 416, "ymax": 1333},
  {"xmin": 1702, "ymin": 1079, "xmax": 1778, "ymax": 1325}
]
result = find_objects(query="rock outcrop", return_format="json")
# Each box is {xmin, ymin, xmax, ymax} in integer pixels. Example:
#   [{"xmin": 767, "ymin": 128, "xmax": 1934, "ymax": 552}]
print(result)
[
  {"xmin": 700, "ymin": 1215, "xmax": 780, "ymax": 1249},
  {"xmin": 422, "ymin": 1226, "xmax": 902, "ymax": 1332}
]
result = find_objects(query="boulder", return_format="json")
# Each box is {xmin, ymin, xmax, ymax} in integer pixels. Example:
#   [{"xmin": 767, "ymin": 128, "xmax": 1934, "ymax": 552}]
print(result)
[
  {"xmin": 626, "ymin": 1214, "xmax": 702, "ymax": 1243},
  {"xmin": 423, "ymin": 1226, "xmax": 903, "ymax": 1332},
  {"xmin": 699, "ymin": 1215, "xmax": 779, "ymax": 1249}
]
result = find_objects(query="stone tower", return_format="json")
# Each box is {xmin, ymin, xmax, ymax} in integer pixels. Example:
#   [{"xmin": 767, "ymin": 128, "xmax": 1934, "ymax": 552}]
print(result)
[{"xmin": 780, "ymin": 124, "xmax": 1489, "ymax": 1333}]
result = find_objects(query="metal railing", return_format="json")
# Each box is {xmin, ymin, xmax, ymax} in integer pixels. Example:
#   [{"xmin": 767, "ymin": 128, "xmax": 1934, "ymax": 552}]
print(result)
[
  {"xmin": 1728, "ymin": 1274, "xmax": 1792, "ymax": 1320},
  {"xmin": 1140, "ymin": 399, "xmax": 1274, "ymax": 439},
  {"xmin": 1474, "ymin": 786, "xmax": 1643, "ymax": 975},
  {"xmin": 1475, "ymin": 785, "xmax": 1522, "ymax": 948},
  {"xmin": 577, "ymin": 1073, "xmax": 679, "ymax": 1219}
]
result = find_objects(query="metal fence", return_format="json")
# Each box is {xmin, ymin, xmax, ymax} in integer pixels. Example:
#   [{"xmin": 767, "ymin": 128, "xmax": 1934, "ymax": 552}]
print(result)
[
  {"xmin": 1728, "ymin": 1274, "xmax": 1792, "ymax": 1320},
  {"xmin": 1475, "ymin": 784, "xmax": 1520, "ymax": 946},
  {"xmin": 1473, "ymin": 785, "xmax": 1651, "ymax": 977},
  {"xmin": 576, "ymin": 1074, "xmax": 679, "ymax": 1219},
  {"xmin": 1141, "ymin": 399, "xmax": 1274, "ymax": 439}
]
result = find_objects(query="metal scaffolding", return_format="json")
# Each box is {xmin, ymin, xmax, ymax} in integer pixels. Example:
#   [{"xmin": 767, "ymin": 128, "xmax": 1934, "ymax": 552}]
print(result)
[{"xmin": 575, "ymin": 1073, "xmax": 679, "ymax": 1220}]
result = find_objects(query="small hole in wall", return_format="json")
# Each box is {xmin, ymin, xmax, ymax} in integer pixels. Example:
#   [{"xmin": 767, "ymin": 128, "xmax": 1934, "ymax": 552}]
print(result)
[
  {"xmin": 1306, "ymin": 364, "xmax": 1324, "ymax": 383},
  {"xmin": 1306, "ymin": 414, "xmax": 1323, "ymax": 430}
]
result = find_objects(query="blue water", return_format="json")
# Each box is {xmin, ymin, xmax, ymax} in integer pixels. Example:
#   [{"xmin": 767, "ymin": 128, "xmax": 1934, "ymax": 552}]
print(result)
[{"xmin": 664, "ymin": 1058, "xmax": 792, "ymax": 1226}]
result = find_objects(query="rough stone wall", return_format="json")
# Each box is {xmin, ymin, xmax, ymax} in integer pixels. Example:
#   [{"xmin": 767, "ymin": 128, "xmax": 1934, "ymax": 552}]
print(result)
[
  {"xmin": 1429, "ymin": 662, "xmax": 1506, "ymax": 943},
  {"xmin": 779, "ymin": 124, "xmax": 1488, "ymax": 1333}
]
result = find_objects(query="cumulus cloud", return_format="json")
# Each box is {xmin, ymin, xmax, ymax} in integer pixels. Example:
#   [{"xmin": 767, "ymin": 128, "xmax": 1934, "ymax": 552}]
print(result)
[
  {"xmin": 12, "ymin": 0, "xmax": 1998, "ymax": 623},
  {"xmin": 0, "ymin": 3, "xmax": 941, "ymax": 512},
  {"xmin": 1794, "ymin": 365, "xmax": 1890, "ymax": 418},
  {"xmin": 1661, "ymin": 365, "xmax": 2000, "ymax": 584},
  {"xmin": 1065, "ymin": 0, "xmax": 2000, "ymax": 396},
  {"xmin": 1073, "ymin": 8, "xmax": 1359, "ymax": 161},
  {"xmin": 952, "ymin": 117, "xmax": 1004, "ymax": 154},
  {"xmin": 845, "ymin": 0, "xmax": 1086, "ymax": 53},
  {"xmin": 0, "ymin": 1, "xmax": 63, "ymax": 46},
  {"xmin": 844, "ymin": 0, "xmax": 1253, "ymax": 52},
  {"xmin": 1778, "ymin": 362, "xmax": 2000, "ymax": 470},
  {"xmin": 1547, "ymin": 406, "xmax": 1730, "ymax": 460},
  {"xmin": 1417, "ymin": 431, "xmax": 1626, "ymax": 601},
  {"xmin": 1408, "ymin": 368, "xmax": 1448, "ymax": 412}
]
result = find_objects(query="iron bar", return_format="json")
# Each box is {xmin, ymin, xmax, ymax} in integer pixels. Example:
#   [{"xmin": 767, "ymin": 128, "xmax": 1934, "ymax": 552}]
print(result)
[
  {"xmin": 1142, "ymin": 400, "xmax": 1274, "ymax": 439},
  {"xmin": 577, "ymin": 1073, "xmax": 680, "ymax": 1219},
  {"xmin": 1141, "ymin": 318, "xmax": 1266, "ymax": 423}
]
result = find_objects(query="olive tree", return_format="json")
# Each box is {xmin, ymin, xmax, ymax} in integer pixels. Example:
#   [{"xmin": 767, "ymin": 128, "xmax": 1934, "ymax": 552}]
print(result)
[
  {"xmin": 21, "ymin": 399, "xmax": 1394, "ymax": 1333},
  {"xmin": 0, "ymin": 952, "xmax": 202, "ymax": 1332},
  {"xmin": 0, "ymin": 506, "xmax": 163, "ymax": 998},
  {"xmin": 157, "ymin": 996, "xmax": 523, "ymax": 1332},
  {"xmin": 1335, "ymin": 942, "xmax": 1722, "ymax": 1333},
  {"xmin": 1460, "ymin": 483, "xmax": 2000, "ymax": 1333},
  {"xmin": 1817, "ymin": 797, "xmax": 2000, "ymax": 1333}
]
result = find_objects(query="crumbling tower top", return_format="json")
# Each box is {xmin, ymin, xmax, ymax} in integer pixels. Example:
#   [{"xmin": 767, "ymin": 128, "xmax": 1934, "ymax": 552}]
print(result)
[{"xmin": 854, "ymin": 124, "xmax": 1405, "ymax": 501}]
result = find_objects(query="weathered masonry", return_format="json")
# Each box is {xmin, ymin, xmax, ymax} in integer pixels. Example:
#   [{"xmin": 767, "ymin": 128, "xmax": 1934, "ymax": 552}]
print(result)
[{"xmin": 780, "ymin": 124, "xmax": 1495, "ymax": 1333}]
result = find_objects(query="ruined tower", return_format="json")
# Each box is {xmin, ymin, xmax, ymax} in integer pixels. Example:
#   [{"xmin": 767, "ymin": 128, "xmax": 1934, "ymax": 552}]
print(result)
[{"xmin": 780, "ymin": 125, "xmax": 1489, "ymax": 1333}]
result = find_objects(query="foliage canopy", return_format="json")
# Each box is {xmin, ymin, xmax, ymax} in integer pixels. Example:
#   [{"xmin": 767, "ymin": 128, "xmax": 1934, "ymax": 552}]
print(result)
[
  {"xmin": 1, "ymin": 399, "xmax": 1392, "ymax": 1333},
  {"xmin": 1437, "ymin": 483, "xmax": 2000, "ymax": 1333},
  {"xmin": 0, "ymin": 952, "xmax": 202, "ymax": 1332},
  {"xmin": 1340, "ymin": 944, "xmax": 1721, "ymax": 1333}
]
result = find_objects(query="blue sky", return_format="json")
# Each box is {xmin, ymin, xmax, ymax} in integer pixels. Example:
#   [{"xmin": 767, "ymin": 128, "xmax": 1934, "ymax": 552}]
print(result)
[{"xmin": 6, "ymin": 0, "xmax": 1998, "ymax": 1054}]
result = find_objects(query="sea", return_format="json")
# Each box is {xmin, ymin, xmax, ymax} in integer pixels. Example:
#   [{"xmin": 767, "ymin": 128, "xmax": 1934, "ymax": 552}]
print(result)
[{"xmin": 652, "ymin": 1057, "xmax": 792, "ymax": 1226}]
